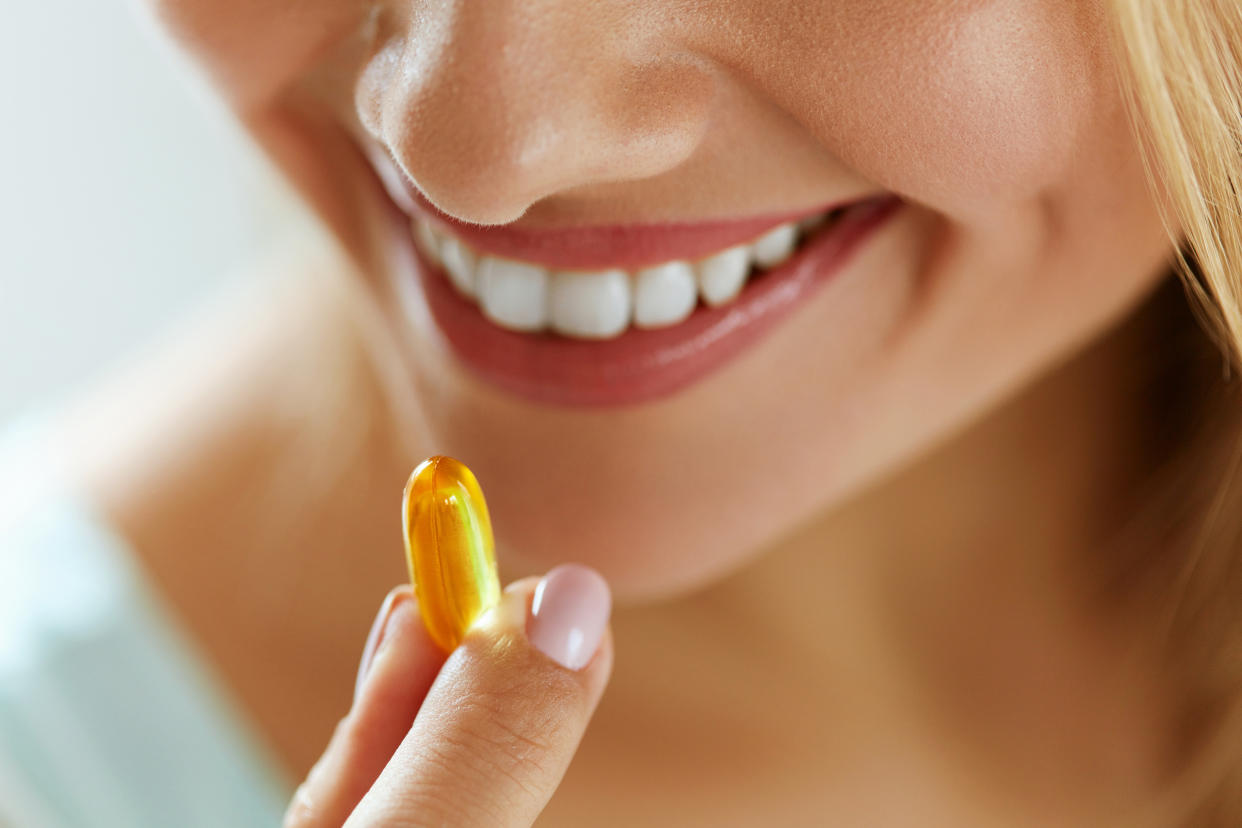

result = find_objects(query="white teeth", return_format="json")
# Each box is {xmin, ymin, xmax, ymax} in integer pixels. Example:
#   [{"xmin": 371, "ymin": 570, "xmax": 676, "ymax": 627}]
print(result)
[
  {"xmin": 414, "ymin": 208, "xmax": 835, "ymax": 338},
  {"xmin": 549, "ymin": 269, "xmax": 632, "ymax": 339},
  {"xmin": 633, "ymin": 262, "xmax": 697, "ymax": 328},
  {"xmin": 751, "ymin": 222, "xmax": 798, "ymax": 269},
  {"xmin": 477, "ymin": 257, "xmax": 549, "ymax": 331},
  {"xmin": 414, "ymin": 218, "xmax": 441, "ymax": 267},
  {"xmin": 440, "ymin": 236, "xmax": 477, "ymax": 298},
  {"xmin": 695, "ymin": 244, "xmax": 751, "ymax": 307}
]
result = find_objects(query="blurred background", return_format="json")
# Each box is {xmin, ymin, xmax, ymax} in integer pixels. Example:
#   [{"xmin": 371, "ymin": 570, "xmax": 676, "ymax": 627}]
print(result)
[
  {"xmin": 0, "ymin": 0, "xmax": 291, "ymax": 422},
  {"xmin": 1, "ymin": 7, "xmax": 302, "ymax": 822}
]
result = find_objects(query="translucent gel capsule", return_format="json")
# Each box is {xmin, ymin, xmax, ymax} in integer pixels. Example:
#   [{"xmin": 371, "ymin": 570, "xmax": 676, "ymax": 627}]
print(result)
[{"xmin": 402, "ymin": 455, "xmax": 502, "ymax": 652}]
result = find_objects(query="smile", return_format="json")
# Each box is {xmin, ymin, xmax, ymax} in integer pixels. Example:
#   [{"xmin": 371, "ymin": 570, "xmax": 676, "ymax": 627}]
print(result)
[
  {"xmin": 415, "ymin": 209, "xmax": 840, "ymax": 339},
  {"xmin": 387, "ymin": 174, "xmax": 902, "ymax": 407}
]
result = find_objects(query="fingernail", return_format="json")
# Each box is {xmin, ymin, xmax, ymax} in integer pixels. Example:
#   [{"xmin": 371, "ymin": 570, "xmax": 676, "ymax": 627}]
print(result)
[
  {"xmin": 527, "ymin": 564, "xmax": 611, "ymax": 671},
  {"xmin": 355, "ymin": 589, "xmax": 412, "ymax": 702}
]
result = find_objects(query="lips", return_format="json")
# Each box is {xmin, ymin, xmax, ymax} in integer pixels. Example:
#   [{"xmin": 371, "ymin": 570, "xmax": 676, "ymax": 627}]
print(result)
[
  {"xmin": 396, "ymin": 191, "xmax": 903, "ymax": 406},
  {"xmin": 413, "ymin": 202, "xmax": 843, "ymax": 339}
]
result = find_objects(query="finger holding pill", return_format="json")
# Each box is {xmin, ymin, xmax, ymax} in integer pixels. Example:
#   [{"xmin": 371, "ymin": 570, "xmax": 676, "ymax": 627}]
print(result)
[{"xmin": 287, "ymin": 457, "xmax": 613, "ymax": 828}]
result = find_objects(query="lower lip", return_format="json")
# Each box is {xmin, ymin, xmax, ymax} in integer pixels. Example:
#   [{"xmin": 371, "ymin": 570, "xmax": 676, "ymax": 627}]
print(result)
[{"xmin": 410, "ymin": 196, "xmax": 903, "ymax": 407}]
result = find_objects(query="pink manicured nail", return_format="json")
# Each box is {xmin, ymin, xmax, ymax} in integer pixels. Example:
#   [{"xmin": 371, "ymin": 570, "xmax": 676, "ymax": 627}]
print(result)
[{"xmin": 527, "ymin": 564, "xmax": 611, "ymax": 670}]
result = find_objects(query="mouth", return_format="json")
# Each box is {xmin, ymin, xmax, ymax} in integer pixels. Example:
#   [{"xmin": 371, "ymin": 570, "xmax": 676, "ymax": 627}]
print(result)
[{"xmin": 384, "ymin": 170, "xmax": 902, "ymax": 406}]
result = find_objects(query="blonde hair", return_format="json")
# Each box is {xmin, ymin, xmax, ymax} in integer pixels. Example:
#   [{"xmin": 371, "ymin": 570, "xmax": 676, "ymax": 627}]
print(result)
[{"xmin": 1110, "ymin": 0, "xmax": 1242, "ymax": 822}]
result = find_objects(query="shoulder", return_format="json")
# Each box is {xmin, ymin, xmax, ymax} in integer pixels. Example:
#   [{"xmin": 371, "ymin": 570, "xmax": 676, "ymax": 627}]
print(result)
[{"xmin": 0, "ymin": 417, "xmax": 293, "ymax": 827}]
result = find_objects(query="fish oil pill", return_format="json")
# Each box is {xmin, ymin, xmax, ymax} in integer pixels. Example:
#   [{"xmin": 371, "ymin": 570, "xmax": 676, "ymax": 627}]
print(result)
[{"xmin": 402, "ymin": 455, "xmax": 502, "ymax": 651}]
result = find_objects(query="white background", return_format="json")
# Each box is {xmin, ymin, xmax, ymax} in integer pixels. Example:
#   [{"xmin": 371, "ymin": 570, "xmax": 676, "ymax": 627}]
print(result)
[{"xmin": 0, "ymin": 0, "xmax": 291, "ymax": 421}]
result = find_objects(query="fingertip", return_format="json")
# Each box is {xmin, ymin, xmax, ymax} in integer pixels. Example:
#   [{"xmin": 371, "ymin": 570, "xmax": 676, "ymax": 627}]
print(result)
[
  {"xmin": 572, "ymin": 618, "xmax": 614, "ymax": 702},
  {"xmin": 502, "ymin": 575, "xmax": 543, "ymax": 596},
  {"xmin": 348, "ymin": 567, "xmax": 615, "ymax": 826},
  {"xmin": 528, "ymin": 564, "xmax": 612, "ymax": 671},
  {"xmin": 470, "ymin": 566, "xmax": 615, "ymax": 673},
  {"xmin": 355, "ymin": 591, "xmax": 444, "ymax": 715},
  {"xmin": 354, "ymin": 586, "xmax": 413, "ymax": 703},
  {"xmin": 356, "ymin": 595, "xmax": 411, "ymax": 693}
]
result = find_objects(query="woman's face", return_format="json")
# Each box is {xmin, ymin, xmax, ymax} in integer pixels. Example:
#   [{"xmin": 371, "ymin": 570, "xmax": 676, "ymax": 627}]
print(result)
[{"xmin": 147, "ymin": 0, "xmax": 1172, "ymax": 597}]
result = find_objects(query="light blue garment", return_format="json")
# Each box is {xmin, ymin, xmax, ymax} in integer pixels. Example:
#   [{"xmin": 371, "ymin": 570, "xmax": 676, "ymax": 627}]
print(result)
[{"xmin": 0, "ymin": 419, "xmax": 291, "ymax": 827}]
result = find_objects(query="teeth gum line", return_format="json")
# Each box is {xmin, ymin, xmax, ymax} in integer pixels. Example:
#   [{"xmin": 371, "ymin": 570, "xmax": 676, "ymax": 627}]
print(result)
[{"xmin": 411, "ymin": 209, "xmax": 842, "ymax": 340}]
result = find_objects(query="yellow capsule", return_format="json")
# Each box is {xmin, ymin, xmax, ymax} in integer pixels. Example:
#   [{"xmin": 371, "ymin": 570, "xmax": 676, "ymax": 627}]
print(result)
[{"xmin": 402, "ymin": 455, "xmax": 501, "ymax": 652}]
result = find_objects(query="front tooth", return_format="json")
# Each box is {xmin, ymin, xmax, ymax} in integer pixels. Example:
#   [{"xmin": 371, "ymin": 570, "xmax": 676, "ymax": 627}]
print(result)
[
  {"xmin": 752, "ymin": 222, "xmax": 798, "ymax": 269},
  {"xmin": 549, "ymin": 269, "xmax": 631, "ymax": 339},
  {"xmin": 440, "ymin": 236, "xmax": 477, "ymax": 297},
  {"xmin": 696, "ymin": 245, "xmax": 751, "ymax": 307},
  {"xmin": 477, "ymin": 257, "xmax": 549, "ymax": 331},
  {"xmin": 634, "ymin": 261, "xmax": 697, "ymax": 328}
]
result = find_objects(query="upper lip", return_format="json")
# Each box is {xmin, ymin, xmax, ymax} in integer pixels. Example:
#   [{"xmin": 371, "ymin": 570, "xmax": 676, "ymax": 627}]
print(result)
[
  {"xmin": 377, "ymin": 148, "xmax": 875, "ymax": 271},
  {"xmin": 410, "ymin": 188, "xmax": 865, "ymax": 271}
]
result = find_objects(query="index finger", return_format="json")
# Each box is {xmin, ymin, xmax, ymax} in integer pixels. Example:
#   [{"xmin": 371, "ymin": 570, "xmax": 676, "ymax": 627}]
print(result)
[
  {"xmin": 284, "ymin": 586, "xmax": 446, "ymax": 828},
  {"xmin": 346, "ymin": 565, "xmax": 613, "ymax": 827}
]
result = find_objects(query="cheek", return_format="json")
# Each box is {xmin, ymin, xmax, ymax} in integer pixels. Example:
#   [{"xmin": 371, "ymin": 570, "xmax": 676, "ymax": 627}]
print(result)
[
  {"xmin": 777, "ymin": 1, "xmax": 1110, "ymax": 219},
  {"xmin": 141, "ymin": 0, "xmax": 371, "ymax": 108}
]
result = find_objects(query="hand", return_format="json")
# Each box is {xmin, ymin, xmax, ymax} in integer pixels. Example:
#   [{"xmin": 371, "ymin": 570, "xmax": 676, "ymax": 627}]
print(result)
[{"xmin": 284, "ymin": 564, "xmax": 613, "ymax": 827}]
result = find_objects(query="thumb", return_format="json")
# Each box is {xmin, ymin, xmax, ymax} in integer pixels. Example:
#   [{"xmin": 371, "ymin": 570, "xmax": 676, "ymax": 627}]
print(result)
[{"xmin": 346, "ymin": 564, "xmax": 613, "ymax": 827}]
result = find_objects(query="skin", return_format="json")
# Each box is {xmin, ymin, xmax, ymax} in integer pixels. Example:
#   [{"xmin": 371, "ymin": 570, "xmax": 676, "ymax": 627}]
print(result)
[
  {"xmin": 140, "ymin": 0, "xmax": 1173, "ymax": 598},
  {"xmin": 58, "ymin": 0, "xmax": 1191, "ymax": 823}
]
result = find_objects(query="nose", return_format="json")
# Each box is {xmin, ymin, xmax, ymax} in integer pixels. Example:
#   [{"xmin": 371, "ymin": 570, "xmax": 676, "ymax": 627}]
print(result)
[{"xmin": 357, "ymin": 2, "xmax": 716, "ymax": 225}]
